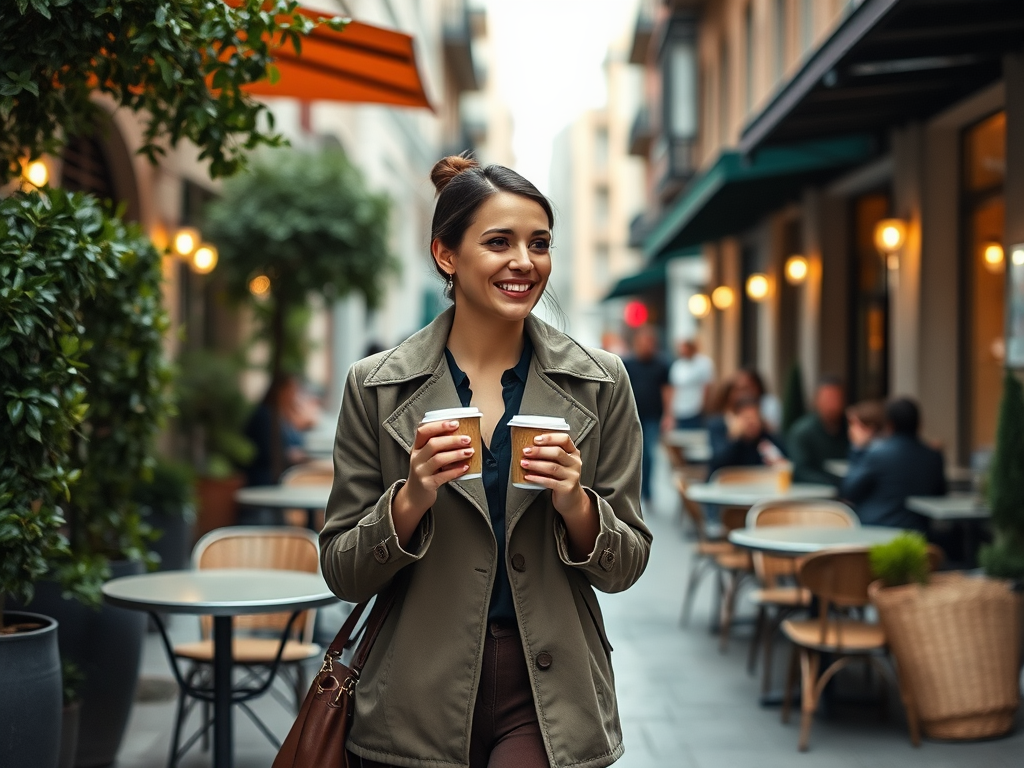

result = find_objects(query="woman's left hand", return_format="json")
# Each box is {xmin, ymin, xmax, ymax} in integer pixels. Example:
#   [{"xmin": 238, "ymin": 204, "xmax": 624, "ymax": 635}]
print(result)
[{"xmin": 521, "ymin": 433, "xmax": 591, "ymax": 520}]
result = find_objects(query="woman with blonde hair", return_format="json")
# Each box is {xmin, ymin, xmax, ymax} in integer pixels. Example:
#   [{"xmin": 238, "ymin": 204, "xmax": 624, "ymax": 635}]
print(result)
[{"xmin": 319, "ymin": 155, "xmax": 651, "ymax": 768}]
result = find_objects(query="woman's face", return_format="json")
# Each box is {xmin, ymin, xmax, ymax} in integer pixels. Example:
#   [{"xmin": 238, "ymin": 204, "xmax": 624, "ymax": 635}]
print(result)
[{"xmin": 436, "ymin": 191, "xmax": 552, "ymax": 323}]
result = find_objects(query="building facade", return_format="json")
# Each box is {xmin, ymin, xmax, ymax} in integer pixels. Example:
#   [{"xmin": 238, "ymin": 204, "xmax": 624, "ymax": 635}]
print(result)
[{"xmin": 626, "ymin": 0, "xmax": 1024, "ymax": 466}]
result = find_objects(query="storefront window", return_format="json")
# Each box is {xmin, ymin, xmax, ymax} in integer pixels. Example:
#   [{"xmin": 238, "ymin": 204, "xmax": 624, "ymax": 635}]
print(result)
[
  {"xmin": 963, "ymin": 111, "xmax": 1006, "ymax": 454},
  {"xmin": 849, "ymin": 192, "xmax": 890, "ymax": 402}
]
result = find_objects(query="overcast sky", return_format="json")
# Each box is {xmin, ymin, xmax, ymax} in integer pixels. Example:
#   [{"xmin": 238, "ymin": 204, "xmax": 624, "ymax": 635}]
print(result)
[{"xmin": 484, "ymin": 0, "xmax": 639, "ymax": 192}]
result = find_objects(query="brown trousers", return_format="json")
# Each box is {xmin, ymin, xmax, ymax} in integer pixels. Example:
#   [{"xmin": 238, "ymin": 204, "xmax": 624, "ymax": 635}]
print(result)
[{"xmin": 349, "ymin": 621, "xmax": 550, "ymax": 768}]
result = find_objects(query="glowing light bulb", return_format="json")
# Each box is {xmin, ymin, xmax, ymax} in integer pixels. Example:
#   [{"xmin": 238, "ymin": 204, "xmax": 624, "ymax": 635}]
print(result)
[
  {"xmin": 688, "ymin": 293, "xmax": 711, "ymax": 318},
  {"xmin": 173, "ymin": 227, "xmax": 199, "ymax": 257},
  {"xmin": 784, "ymin": 255, "xmax": 808, "ymax": 284},
  {"xmin": 249, "ymin": 274, "xmax": 271, "ymax": 297},
  {"xmin": 191, "ymin": 244, "xmax": 218, "ymax": 274},
  {"xmin": 746, "ymin": 274, "xmax": 769, "ymax": 302},
  {"xmin": 711, "ymin": 286, "xmax": 734, "ymax": 310},
  {"xmin": 23, "ymin": 160, "xmax": 49, "ymax": 187}
]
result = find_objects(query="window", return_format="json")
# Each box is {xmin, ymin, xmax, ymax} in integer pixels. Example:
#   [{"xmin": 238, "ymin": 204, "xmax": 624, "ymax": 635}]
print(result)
[
  {"xmin": 849, "ymin": 192, "xmax": 891, "ymax": 402},
  {"xmin": 774, "ymin": 0, "xmax": 787, "ymax": 82},
  {"xmin": 668, "ymin": 41, "xmax": 697, "ymax": 138},
  {"xmin": 594, "ymin": 188, "xmax": 609, "ymax": 231},
  {"xmin": 594, "ymin": 245, "xmax": 610, "ymax": 288},
  {"xmin": 594, "ymin": 127, "xmax": 609, "ymax": 173}
]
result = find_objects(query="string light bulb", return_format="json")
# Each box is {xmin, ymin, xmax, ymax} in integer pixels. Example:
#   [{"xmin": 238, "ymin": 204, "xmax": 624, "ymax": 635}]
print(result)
[
  {"xmin": 746, "ymin": 273, "xmax": 769, "ymax": 302},
  {"xmin": 173, "ymin": 227, "xmax": 200, "ymax": 258},
  {"xmin": 688, "ymin": 293, "xmax": 711, "ymax": 318},
  {"xmin": 711, "ymin": 286, "xmax": 734, "ymax": 310},
  {"xmin": 784, "ymin": 255, "xmax": 808, "ymax": 284},
  {"xmin": 22, "ymin": 160, "xmax": 49, "ymax": 187},
  {"xmin": 190, "ymin": 244, "xmax": 218, "ymax": 274}
]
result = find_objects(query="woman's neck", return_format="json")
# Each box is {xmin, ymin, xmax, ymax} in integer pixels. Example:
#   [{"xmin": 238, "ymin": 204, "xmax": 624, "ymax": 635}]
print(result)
[{"xmin": 447, "ymin": 304, "xmax": 526, "ymax": 372}]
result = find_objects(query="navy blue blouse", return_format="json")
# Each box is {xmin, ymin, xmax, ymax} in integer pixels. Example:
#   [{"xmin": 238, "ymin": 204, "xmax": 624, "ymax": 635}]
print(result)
[{"xmin": 443, "ymin": 337, "xmax": 533, "ymax": 623}]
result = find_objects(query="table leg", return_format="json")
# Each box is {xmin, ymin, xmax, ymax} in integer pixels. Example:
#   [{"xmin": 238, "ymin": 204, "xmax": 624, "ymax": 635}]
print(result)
[{"xmin": 213, "ymin": 615, "xmax": 234, "ymax": 768}]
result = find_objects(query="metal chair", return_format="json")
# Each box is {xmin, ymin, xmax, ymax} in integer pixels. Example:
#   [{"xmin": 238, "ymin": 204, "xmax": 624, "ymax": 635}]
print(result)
[
  {"xmin": 279, "ymin": 461, "xmax": 333, "ymax": 529},
  {"xmin": 744, "ymin": 500, "xmax": 858, "ymax": 695},
  {"xmin": 168, "ymin": 526, "xmax": 322, "ymax": 767}
]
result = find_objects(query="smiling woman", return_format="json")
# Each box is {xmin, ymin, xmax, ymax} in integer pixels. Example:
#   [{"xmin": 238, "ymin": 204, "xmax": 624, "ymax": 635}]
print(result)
[{"xmin": 318, "ymin": 154, "xmax": 652, "ymax": 768}]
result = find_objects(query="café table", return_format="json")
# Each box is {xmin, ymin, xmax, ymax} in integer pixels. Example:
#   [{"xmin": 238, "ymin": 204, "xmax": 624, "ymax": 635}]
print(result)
[
  {"xmin": 102, "ymin": 569, "xmax": 336, "ymax": 768},
  {"xmin": 235, "ymin": 483, "xmax": 332, "ymax": 531},
  {"xmin": 907, "ymin": 492, "xmax": 990, "ymax": 567},
  {"xmin": 683, "ymin": 482, "xmax": 837, "ymax": 508},
  {"xmin": 728, "ymin": 524, "xmax": 903, "ymax": 557}
]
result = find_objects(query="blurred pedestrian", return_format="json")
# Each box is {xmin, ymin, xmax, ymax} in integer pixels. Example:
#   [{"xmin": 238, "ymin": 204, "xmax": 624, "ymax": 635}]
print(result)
[
  {"xmin": 846, "ymin": 399, "xmax": 886, "ymax": 452},
  {"xmin": 622, "ymin": 324, "xmax": 673, "ymax": 504},
  {"xmin": 734, "ymin": 367, "xmax": 782, "ymax": 432},
  {"xmin": 708, "ymin": 394, "xmax": 787, "ymax": 476},
  {"xmin": 840, "ymin": 397, "xmax": 946, "ymax": 530},
  {"xmin": 785, "ymin": 376, "xmax": 849, "ymax": 485},
  {"xmin": 243, "ymin": 373, "xmax": 316, "ymax": 486},
  {"xmin": 319, "ymin": 154, "xmax": 651, "ymax": 768},
  {"xmin": 669, "ymin": 337, "xmax": 715, "ymax": 429}
]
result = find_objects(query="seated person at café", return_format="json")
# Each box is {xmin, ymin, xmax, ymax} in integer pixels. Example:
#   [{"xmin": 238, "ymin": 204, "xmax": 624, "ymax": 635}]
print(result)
[
  {"xmin": 840, "ymin": 397, "xmax": 946, "ymax": 530},
  {"xmin": 846, "ymin": 399, "xmax": 886, "ymax": 453},
  {"xmin": 708, "ymin": 395, "xmax": 787, "ymax": 476},
  {"xmin": 243, "ymin": 374, "xmax": 318, "ymax": 486},
  {"xmin": 786, "ymin": 376, "xmax": 849, "ymax": 486}
]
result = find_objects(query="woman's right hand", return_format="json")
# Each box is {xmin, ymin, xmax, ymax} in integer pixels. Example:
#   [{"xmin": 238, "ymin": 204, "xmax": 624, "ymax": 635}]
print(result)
[{"xmin": 392, "ymin": 420, "xmax": 474, "ymax": 541}]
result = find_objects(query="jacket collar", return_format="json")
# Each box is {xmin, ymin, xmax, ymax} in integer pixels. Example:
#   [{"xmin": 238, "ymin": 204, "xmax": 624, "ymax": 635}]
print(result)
[
  {"xmin": 364, "ymin": 306, "xmax": 614, "ymax": 387},
  {"xmin": 372, "ymin": 306, "xmax": 612, "ymax": 523}
]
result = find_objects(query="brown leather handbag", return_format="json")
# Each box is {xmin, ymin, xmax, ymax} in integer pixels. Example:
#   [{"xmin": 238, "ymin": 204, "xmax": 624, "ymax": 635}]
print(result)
[{"xmin": 272, "ymin": 589, "xmax": 395, "ymax": 768}]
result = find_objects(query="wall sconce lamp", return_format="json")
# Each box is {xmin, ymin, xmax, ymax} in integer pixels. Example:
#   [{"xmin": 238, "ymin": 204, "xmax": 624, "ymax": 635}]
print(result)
[
  {"xmin": 982, "ymin": 241, "xmax": 1004, "ymax": 274},
  {"xmin": 22, "ymin": 159, "xmax": 49, "ymax": 187},
  {"xmin": 711, "ymin": 285, "xmax": 735, "ymax": 310},
  {"xmin": 784, "ymin": 255, "xmax": 808, "ymax": 285},
  {"xmin": 190, "ymin": 244, "xmax": 218, "ymax": 274},
  {"xmin": 745, "ymin": 273, "xmax": 770, "ymax": 302},
  {"xmin": 874, "ymin": 218, "xmax": 906, "ymax": 270},
  {"xmin": 172, "ymin": 227, "xmax": 200, "ymax": 258},
  {"xmin": 688, "ymin": 293, "xmax": 711, "ymax": 318}
]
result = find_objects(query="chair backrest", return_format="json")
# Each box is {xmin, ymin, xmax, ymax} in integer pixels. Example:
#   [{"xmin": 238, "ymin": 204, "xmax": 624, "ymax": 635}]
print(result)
[
  {"xmin": 798, "ymin": 549, "xmax": 875, "ymax": 649},
  {"xmin": 280, "ymin": 460, "xmax": 333, "ymax": 486},
  {"xmin": 747, "ymin": 500, "xmax": 858, "ymax": 587},
  {"xmin": 675, "ymin": 475, "xmax": 711, "ymax": 542},
  {"xmin": 710, "ymin": 466, "xmax": 780, "ymax": 485},
  {"xmin": 661, "ymin": 436, "xmax": 688, "ymax": 474},
  {"xmin": 192, "ymin": 526, "xmax": 321, "ymax": 641}
]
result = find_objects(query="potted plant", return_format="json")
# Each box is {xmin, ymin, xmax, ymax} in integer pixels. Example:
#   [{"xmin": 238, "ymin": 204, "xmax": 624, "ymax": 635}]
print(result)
[
  {"xmin": 870, "ymin": 530, "xmax": 1021, "ymax": 741},
  {"xmin": 174, "ymin": 349, "xmax": 256, "ymax": 541}
]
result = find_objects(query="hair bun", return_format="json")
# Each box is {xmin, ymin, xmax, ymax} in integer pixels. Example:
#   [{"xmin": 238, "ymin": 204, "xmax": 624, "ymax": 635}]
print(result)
[{"xmin": 430, "ymin": 153, "xmax": 479, "ymax": 194}]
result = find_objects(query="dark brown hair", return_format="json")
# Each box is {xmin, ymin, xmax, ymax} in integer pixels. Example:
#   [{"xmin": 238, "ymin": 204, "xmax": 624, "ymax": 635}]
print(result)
[
  {"xmin": 848, "ymin": 399, "xmax": 885, "ymax": 433},
  {"xmin": 429, "ymin": 153, "xmax": 554, "ymax": 287}
]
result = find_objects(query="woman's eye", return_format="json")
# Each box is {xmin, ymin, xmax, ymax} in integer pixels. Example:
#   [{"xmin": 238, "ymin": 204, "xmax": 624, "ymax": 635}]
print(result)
[
  {"xmin": 486, "ymin": 237, "xmax": 509, "ymax": 247},
  {"xmin": 531, "ymin": 240, "xmax": 551, "ymax": 251}
]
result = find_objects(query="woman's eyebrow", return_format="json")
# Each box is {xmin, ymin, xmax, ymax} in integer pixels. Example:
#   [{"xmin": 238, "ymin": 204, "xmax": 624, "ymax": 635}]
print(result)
[{"xmin": 480, "ymin": 227, "xmax": 514, "ymax": 236}]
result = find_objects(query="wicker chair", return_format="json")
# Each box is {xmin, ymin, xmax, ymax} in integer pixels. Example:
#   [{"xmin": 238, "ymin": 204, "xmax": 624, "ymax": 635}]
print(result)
[
  {"xmin": 279, "ymin": 461, "xmax": 333, "ymax": 529},
  {"xmin": 780, "ymin": 548, "xmax": 935, "ymax": 752},
  {"xmin": 745, "ymin": 500, "xmax": 858, "ymax": 694},
  {"xmin": 169, "ymin": 526, "xmax": 322, "ymax": 767},
  {"xmin": 677, "ymin": 476, "xmax": 753, "ymax": 639}
]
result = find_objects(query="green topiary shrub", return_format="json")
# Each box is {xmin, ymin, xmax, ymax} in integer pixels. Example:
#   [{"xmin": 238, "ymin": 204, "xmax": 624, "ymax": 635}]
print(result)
[
  {"xmin": 980, "ymin": 370, "xmax": 1024, "ymax": 580},
  {"xmin": 870, "ymin": 532, "xmax": 930, "ymax": 587}
]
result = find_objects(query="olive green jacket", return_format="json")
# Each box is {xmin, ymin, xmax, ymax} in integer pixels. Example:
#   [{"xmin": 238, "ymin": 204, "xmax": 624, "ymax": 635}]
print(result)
[{"xmin": 320, "ymin": 307, "xmax": 652, "ymax": 768}]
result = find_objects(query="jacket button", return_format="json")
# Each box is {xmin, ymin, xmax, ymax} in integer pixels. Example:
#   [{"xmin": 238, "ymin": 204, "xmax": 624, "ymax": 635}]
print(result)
[
  {"xmin": 511, "ymin": 553, "xmax": 526, "ymax": 572},
  {"xmin": 599, "ymin": 548, "xmax": 616, "ymax": 571},
  {"xmin": 535, "ymin": 651, "xmax": 553, "ymax": 670},
  {"xmin": 373, "ymin": 542, "xmax": 390, "ymax": 564}
]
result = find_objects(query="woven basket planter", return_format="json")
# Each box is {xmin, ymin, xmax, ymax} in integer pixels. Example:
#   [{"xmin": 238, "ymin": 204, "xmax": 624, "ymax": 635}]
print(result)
[{"xmin": 870, "ymin": 572, "xmax": 1022, "ymax": 740}]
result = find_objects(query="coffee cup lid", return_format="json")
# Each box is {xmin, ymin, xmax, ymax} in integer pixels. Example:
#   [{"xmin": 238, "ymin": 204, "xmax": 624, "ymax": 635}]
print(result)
[
  {"xmin": 508, "ymin": 415, "xmax": 571, "ymax": 431},
  {"xmin": 421, "ymin": 406, "xmax": 482, "ymax": 423}
]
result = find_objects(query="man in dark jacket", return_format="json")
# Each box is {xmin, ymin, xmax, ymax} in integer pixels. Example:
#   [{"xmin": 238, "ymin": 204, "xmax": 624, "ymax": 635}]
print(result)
[
  {"xmin": 786, "ymin": 376, "xmax": 849, "ymax": 486},
  {"xmin": 840, "ymin": 398, "xmax": 946, "ymax": 530}
]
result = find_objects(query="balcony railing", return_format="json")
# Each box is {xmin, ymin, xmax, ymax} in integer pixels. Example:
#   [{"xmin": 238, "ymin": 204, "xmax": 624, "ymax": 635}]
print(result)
[
  {"xmin": 628, "ymin": 106, "xmax": 653, "ymax": 158},
  {"xmin": 629, "ymin": 213, "xmax": 653, "ymax": 249},
  {"xmin": 652, "ymin": 135, "xmax": 695, "ymax": 202},
  {"xmin": 443, "ymin": 0, "xmax": 479, "ymax": 92}
]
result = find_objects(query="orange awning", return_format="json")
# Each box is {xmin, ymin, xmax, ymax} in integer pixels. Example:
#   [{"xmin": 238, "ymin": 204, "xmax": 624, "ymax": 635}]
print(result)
[{"xmin": 242, "ymin": 9, "xmax": 432, "ymax": 110}]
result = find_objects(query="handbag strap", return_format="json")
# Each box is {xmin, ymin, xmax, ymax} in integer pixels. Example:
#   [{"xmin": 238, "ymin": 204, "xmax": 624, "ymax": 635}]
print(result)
[{"xmin": 323, "ymin": 584, "xmax": 397, "ymax": 666}]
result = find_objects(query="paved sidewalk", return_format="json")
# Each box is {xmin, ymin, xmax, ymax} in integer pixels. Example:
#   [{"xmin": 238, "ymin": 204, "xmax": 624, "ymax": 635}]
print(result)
[{"xmin": 116, "ymin": 461, "xmax": 1024, "ymax": 767}]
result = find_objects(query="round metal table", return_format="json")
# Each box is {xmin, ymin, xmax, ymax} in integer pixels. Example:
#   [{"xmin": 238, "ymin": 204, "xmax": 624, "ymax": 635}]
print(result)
[
  {"xmin": 728, "ymin": 525, "xmax": 903, "ymax": 557},
  {"xmin": 683, "ymin": 482, "xmax": 837, "ymax": 507},
  {"xmin": 103, "ymin": 569, "xmax": 336, "ymax": 768},
  {"xmin": 235, "ymin": 484, "xmax": 332, "ymax": 530}
]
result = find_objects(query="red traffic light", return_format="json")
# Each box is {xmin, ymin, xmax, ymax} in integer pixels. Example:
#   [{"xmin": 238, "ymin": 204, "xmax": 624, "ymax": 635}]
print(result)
[{"xmin": 623, "ymin": 301, "xmax": 648, "ymax": 328}]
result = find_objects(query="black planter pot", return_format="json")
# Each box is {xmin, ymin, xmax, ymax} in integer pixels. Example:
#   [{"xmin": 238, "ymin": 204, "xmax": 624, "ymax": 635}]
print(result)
[
  {"xmin": 26, "ymin": 560, "xmax": 147, "ymax": 767},
  {"xmin": 0, "ymin": 611, "xmax": 62, "ymax": 768}
]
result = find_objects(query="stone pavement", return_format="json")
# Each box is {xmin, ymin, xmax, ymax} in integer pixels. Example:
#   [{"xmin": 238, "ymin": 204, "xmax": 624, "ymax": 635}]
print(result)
[{"xmin": 116, "ymin": 462, "xmax": 1024, "ymax": 767}]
